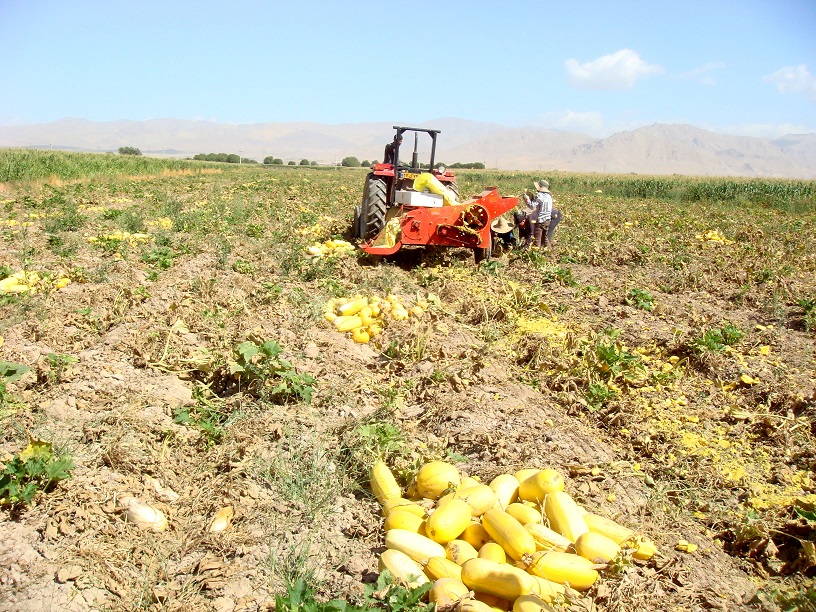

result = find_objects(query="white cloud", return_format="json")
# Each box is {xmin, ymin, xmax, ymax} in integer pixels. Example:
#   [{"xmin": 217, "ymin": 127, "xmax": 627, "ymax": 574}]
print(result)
[
  {"xmin": 764, "ymin": 64, "xmax": 816, "ymax": 100},
  {"xmin": 565, "ymin": 49, "xmax": 664, "ymax": 90}
]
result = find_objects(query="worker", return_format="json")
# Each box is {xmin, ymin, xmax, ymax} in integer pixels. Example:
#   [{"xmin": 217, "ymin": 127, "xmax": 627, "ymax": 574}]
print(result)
[
  {"xmin": 383, "ymin": 134, "xmax": 403, "ymax": 164},
  {"xmin": 531, "ymin": 179, "xmax": 553, "ymax": 248},
  {"xmin": 517, "ymin": 193, "xmax": 535, "ymax": 249},
  {"xmin": 490, "ymin": 214, "xmax": 516, "ymax": 253}
]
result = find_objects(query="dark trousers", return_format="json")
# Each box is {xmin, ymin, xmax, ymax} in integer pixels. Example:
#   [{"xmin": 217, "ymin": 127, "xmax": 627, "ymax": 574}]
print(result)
[{"xmin": 533, "ymin": 221, "xmax": 551, "ymax": 248}]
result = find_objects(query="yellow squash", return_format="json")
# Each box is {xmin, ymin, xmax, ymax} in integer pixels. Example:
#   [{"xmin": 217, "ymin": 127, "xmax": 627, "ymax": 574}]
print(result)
[
  {"xmin": 461, "ymin": 558, "xmax": 537, "ymax": 601},
  {"xmin": 542, "ymin": 491, "xmax": 588, "ymax": 542},
  {"xmin": 370, "ymin": 461, "xmax": 401, "ymax": 504},
  {"xmin": 385, "ymin": 529, "xmax": 446, "ymax": 564},
  {"xmin": 446, "ymin": 539, "xmax": 480, "ymax": 565},
  {"xmin": 416, "ymin": 461, "xmax": 461, "ymax": 499},
  {"xmin": 429, "ymin": 577, "xmax": 470, "ymax": 607},
  {"xmin": 381, "ymin": 497, "xmax": 425, "ymax": 518},
  {"xmin": 505, "ymin": 503, "xmax": 542, "ymax": 526},
  {"xmin": 426, "ymin": 499, "xmax": 471, "ymax": 544},
  {"xmin": 383, "ymin": 509, "xmax": 426, "ymax": 533},
  {"xmin": 574, "ymin": 531, "xmax": 621, "ymax": 564},
  {"xmin": 488, "ymin": 474, "xmax": 520, "ymax": 509},
  {"xmin": 461, "ymin": 523, "xmax": 493, "ymax": 550},
  {"xmin": 424, "ymin": 556, "xmax": 463, "ymax": 581},
  {"xmin": 524, "ymin": 523, "xmax": 572, "ymax": 552},
  {"xmin": 518, "ymin": 469, "xmax": 565, "ymax": 503},
  {"xmin": 445, "ymin": 484, "xmax": 497, "ymax": 517},
  {"xmin": 582, "ymin": 513, "xmax": 634, "ymax": 544},
  {"xmin": 378, "ymin": 549, "xmax": 429, "ymax": 588},
  {"xmin": 526, "ymin": 550, "xmax": 598, "ymax": 591},
  {"xmin": 481, "ymin": 508, "xmax": 536, "ymax": 562},
  {"xmin": 529, "ymin": 575, "xmax": 566, "ymax": 603},
  {"xmin": 478, "ymin": 542, "xmax": 507, "ymax": 564},
  {"xmin": 512, "ymin": 594, "xmax": 557, "ymax": 612},
  {"xmin": 514, "ymin": 468, "xmax": 541, "ymax": 484}
]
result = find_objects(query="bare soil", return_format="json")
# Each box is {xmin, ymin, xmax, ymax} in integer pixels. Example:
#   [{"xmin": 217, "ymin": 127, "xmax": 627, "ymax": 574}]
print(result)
[{"xmin": 1, "ymin": 169, "xmax": 814, "ymax": 611}]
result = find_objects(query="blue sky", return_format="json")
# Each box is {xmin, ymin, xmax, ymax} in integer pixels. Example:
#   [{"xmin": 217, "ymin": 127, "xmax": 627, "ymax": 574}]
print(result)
[{"xmin": 1, "ymin": 0, "xmax": 814, "ymax": 137}]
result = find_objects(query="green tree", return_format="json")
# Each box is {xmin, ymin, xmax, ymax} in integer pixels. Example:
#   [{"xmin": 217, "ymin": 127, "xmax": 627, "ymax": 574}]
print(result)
[
  {"xmin": 299, "ymin": 159, "xmax": 310, "ymax": 166},
  {"xmin": 226, "ymin": 154, "xmax": 240, "ymax": 164},
  {"xmin": 361, "ymin": 160, "xmax": 371, "ymax": 167},
  {"xmin": 118, "ymin": 146, "xmax": 142, "ymax": 156},
  {"xmin": 287, "ymin": 160, "xmax": 296, "ymax": 165},
  {"xmin": 341, "ymin": 156, "xmax": 360, "ymax": 167},
  {"xmin": 263, "ymin": 156, "xmax": 274, "ymax": 165},
  {"xmin": 272, "ymin": 158, "xmax": 283, "ymax": 165}
]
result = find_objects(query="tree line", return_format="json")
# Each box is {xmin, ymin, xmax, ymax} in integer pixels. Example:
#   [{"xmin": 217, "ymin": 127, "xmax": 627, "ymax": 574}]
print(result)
[{"xmin": 119, "ymin": 147, "xmax": 485, "ymax": 169}]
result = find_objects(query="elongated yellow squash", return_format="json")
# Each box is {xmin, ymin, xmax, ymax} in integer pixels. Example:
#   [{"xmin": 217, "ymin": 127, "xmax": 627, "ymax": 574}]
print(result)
[
  {"xmin": 574, "ymin": 531, "xmax": 620, "ymax": 563},
  {"xmin": 383, "ymin": 509, "xmax": 426, "ymax": 533},
  {"xmin": 524, "ymin": 523, "xmax": 572, "ymax": 552},
  {"xmin": 424, "ymin": 556, "xmax": 463, "ymax": 581},
  {"xmin": 334, "ymin": 315, "xmax": 363, "ymax": 332},
  {"xmin": 542, "ymin": 491, "xmax": 588, "ymax": 542},
  {"xmin": 382, "ymin": 497, "xmax": 426, "ymax": 518},
  {"xmin": 429, "ymin": 577, "xmax": 470, "ymax": 607},
  {"xmin": 518, "ymin": 469, "xmax": 565, "ymax": 503},
  {"xmin": 370, "ymin": 461, "xmax": 401, "ymax": 504},
  {"xmin": 385, "ymin": 529, "xmax": 446, "ymax": 564},
  {"xmin": 416, "ymin": 461, "xmax": 461, "ymax": 499},
  {"xmin": 461, "ymin": 558, "xmax": 537, "ymax": 601},
  {"xmin": 526, "ymin": 550, "xmax": 598, "ymax": 591},
  {"xmin": 582, "ymin": 513, "xmax": 633, "ymax": 544},
  {"xmin": 378, "ymin": 549, "xmax": 429, "ymax": 588},
  {"xmin": 337, "ymin": 298, "xmax": 368, "ymax": 316},
  {"xmin": 505, "ymin": 503, "xmax": 542, "ymax": 526},
  {"xmin": 478, "ymin": 542, "xmax": 507, "ymax": 564},
  {"xmin": 513, "ymin": 594, "xmax": 557, "ymax": 612},
  {"xmin": 446, "ymin": 539, "xmax": 479, "ymax": 565},
  {"xmin": 481, "ymin": 508, "xmax": 536, "ymax": 562},
  {"xmin": 488, "ymin": 474, "xmax": 520, "ymax": 509},
  {"xmin": 461, "ymin": 523, "xmax": 493, "ymax": 550},
  {"xmin": 426, "ymin": 499, "xmax": 471, "ymax": 544}
]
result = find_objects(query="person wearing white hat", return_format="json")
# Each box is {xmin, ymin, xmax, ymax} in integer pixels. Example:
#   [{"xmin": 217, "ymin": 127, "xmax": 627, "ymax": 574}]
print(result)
[{"xmin": 531, "ymin": 179, "xmax": 553, "ymax": 248}]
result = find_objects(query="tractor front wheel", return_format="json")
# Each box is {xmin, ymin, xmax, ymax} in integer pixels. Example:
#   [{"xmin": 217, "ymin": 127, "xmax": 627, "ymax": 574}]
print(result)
[{"xmin": 358, "ymin": 174, "xmax": 389, "ymax": 240}]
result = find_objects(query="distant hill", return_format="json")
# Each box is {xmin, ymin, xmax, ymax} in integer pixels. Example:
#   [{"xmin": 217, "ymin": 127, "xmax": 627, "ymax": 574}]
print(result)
[{"xmin": 1, "ymin": 118, "xmax": 814, "ymax": 179}]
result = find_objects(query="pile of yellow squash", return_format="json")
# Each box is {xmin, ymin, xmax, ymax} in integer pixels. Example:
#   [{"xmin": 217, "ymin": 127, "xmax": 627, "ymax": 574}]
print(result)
[
  {"xmin": 324, "ymin": 295, "xmax": 428, "ymax": 344},
  {"xmin": 370, "ymin": 460, "xmax": 657, "ymax": 611}
]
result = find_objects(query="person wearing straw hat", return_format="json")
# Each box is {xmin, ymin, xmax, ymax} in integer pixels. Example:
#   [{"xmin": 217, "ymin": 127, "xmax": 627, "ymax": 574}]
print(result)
[
  {"xmin": 531, "ymin": 179, "xmax": 553, "ymax": 248},
  {"xmin": 490, "ymin": 213, "xmax": 517, "ymax": 253}
]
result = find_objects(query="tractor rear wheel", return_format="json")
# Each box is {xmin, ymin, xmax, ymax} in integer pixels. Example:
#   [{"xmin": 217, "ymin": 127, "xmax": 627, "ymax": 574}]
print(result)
[{"xmin": 359, "ymin": 174, "xmax": 389, "ymax": 240}]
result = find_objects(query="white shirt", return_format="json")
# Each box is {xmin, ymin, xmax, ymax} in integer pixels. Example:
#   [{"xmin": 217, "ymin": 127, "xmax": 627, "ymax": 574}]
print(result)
[{"xmin": 533, "ymin": 191, "xmax": 552, "ymax": 223}]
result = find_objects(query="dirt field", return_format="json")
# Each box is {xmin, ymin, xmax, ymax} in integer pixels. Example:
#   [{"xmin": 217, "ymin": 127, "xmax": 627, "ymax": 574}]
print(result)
[{"xmin": 1, "ymin": 164, "xmax": 814, "ymax": 611}]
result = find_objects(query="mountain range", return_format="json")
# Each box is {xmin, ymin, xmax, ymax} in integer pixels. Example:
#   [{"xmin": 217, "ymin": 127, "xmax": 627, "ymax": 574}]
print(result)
[{"xmin": 1, "ymin": 118, "xmax": 814, "ymax": 179}]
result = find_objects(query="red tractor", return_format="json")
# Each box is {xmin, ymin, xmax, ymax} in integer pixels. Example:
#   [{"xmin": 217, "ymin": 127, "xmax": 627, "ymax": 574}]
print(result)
[{"xmin": 353, "ymin": 126, "xmax": 517, "ymax": 262}]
